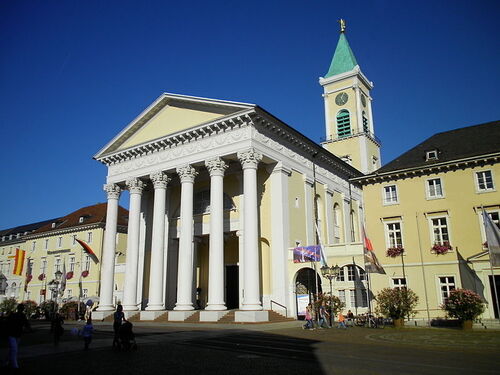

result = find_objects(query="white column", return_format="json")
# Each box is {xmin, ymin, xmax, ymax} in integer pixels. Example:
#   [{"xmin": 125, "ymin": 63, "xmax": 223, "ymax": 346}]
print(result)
[
  {"xmin": 304, "ymin": 176, "xmax": 315, "ymax": 246},
  {"xmin": 205, "ymin": 157, "xmax": 228, "ymax": 311},
  {"xmin": 174, "ymin": 165, "xmax": 198, "ymax": 311},
  {"xmin": 325, "ymin": 187, "xmax": 334, "ymax": 245},
  {"xmin": 145, "ymin": 171, "xmax": 170, "ymax": 311},
  {"xmin": 97, "ymin": 183, "xmax": 121, "ymax": 311},
  {"xmin": 122, "ymin": 178, "xmax": 146, "ymax": 311},
  {"xmin": 238, "ymin": 148, "xmax": 263, "ymax": 311}
]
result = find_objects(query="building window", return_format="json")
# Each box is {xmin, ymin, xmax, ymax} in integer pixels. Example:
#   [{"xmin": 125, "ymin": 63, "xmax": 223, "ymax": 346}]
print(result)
[
  {"xmin": 72, "ymin": 235, "xmax": 77, "ymax": 246},
  {"xmin": 476, "ymin": 170, "xmax": 494, "ymax": 191},
  {"xmin": 57, "ymin": 237, "xmax": 63, "ymax": 248},
  {"xmin": 361, "ymin": 289, "xmax": 368, "ymax": 307},
  {"xmin": 45, "ymin": 239, "xmax": 49, "ymax": 250},
  {"xmin": 54, "ymin": 258, "xmax": 61, "ymax": 273},
  {"xmin": 427, "ymin": 178, "xmax": 443, "ymax": 198},
  {"xmin": 362, "ymin": 111, "xmax": 369, "ymax": 133},
  {"xmin": 426, "ymin": 150, "xmax": 438, "ymax": 161},
  {"xmin": 87, "ymin": 232, "xmax": 93, "ymax": 244},
  {"xmin": 339, "ymin": 290, "xmax": 345, "ymax": 304},
  {"xmin": 336, "ymin": 110, "xmax": 351, "ymax": 138},
  {"xmin": 349, "ymin": 289, "xmax": 356, "ymax": 307},
  {"xmin": 383, "ymin": 185, "xmax": 398, "ymax": 204},
  {"xmin": 439, "ymin": 276, "xmax": 455, "ymax": 302},
  {"xmin": 82, "ymin": 289, "xmax": 88, "ymax": 298},
  {"xmin": 347, "ymin": 265, "xmax": 356, "ymax": 281},
  {"xmin": 386, "ymin": 221, "xmax": 403, "ymax": 248},
  {"xmin": 392, "ymin": 278, "xmax": 407, "ymax": 289},
  {"xmin": 333, "ymin": 203, "xmax": 341, "ymax": 243},
  {"xmin": 69, "ymin": 256, "xmax": 76, "ymax": 272},
  {"xmin": 41, "ymin": 258, "xmax": 47, "ymax": 274},
  {"xmin": 85, "ymin": 255, "xmax": 91, "ymax": 271},
  {"xmin": 359, "ymin": 268, "xmax": 366, "ymax": 281},
  {"xmin": 31, "ymin": 241, "xmax": 36, "ymax": 251},
  {"xmin": 337, "ymin": 267, "xmax": 345, "ymax": 282},
  {"xmin": 431, "ymin": 217, "xmax": 449, "ymax": 245}
]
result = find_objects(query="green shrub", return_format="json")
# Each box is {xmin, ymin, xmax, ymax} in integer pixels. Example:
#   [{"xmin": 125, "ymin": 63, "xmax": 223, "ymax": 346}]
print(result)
[
  {"xmin": 375, "ymin": 287, "xmax": 419, "ymax": 320},
  {"xmin": 0, "ymin": 297, "xmax": 18, "ymax": 315},
  {"xmin": 21, "ymin": 300, "xmax": 38, "ymax": 318}
]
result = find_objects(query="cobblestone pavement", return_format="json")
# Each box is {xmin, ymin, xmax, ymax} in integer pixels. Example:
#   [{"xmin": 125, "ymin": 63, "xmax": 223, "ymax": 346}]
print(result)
[{"xmin": 1, "ymin": 320, "xmax": 499, "ymax": 374}]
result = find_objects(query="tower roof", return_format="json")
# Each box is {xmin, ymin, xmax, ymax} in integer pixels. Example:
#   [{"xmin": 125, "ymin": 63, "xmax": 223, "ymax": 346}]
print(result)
[{"xmin": 325, "ymin": 33, "xmax": 358, "ymax": 78}]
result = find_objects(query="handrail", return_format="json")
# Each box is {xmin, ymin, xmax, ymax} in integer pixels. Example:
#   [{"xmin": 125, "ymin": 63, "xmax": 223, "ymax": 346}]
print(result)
[{"xmin": 270, "ymin": 300, "xmax": 287, "ymax": 317}]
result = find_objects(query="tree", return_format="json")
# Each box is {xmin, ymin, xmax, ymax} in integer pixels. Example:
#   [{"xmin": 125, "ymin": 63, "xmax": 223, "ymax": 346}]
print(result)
[{"xmin": 375, "ymin": 288, "xmax": 419, "ymax": 320}]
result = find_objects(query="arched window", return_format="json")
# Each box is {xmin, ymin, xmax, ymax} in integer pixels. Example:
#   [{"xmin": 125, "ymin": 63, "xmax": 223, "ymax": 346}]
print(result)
[
  {"xmin": 333, "ymin": 203, "xmax": 341, "ymax": 243},
  {"xmin": 336, "ymin": 110, "xmax": 351, "ymax": 138},
  {"xmin": 314, "ymin": 195, "xmax": 325, "ymax": 242}
]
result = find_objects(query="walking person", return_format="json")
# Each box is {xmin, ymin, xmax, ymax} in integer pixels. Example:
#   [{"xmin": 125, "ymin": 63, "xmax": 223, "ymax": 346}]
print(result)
[
  {"xmin": 5, "ymin": 304, "xmax": 32, "ymax": 369},
  {"xmin": 81, "ymin": 318, "xmax": 94, "ymax": 350},
  {"xmin": 318, "ymin": 302, "xmax": 330, "ymax": 328},
  {"xmin": 112, "ymin": 304, "xmax": 126, "ymax": 348},
  {"xmin": 51, "ymin": 312, "xmax": 64, "ymax": 346},
  {"xmin": 347, "ymin": 310, "xmax": 354, "ymax": 327},
  {"xmin": 302, "ymin": 303, "xmax": 315, "ymax": 330},
  {"xmin": 337, "ymin": 311, "xmax": 347, "ymax": 329}
]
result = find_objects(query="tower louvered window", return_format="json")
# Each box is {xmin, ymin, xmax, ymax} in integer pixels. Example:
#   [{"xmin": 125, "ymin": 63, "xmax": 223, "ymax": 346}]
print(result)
[{"xmin": 336, "ymin": 110, "xmax": 351, "ymax": 138}]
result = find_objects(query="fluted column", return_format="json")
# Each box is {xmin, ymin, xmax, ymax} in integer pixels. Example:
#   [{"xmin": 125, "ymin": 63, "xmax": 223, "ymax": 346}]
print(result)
[
  {"xmin": 122, "ymin": 178, "xmax": 146, "ymax": 311},
  {"xmin": 97, "ymin": 183, "xmax": 121, "ymax": 311},
  {"xmin": 238, "ymin": 148, "xmax": 263, "ymax": 310},
  {"xmin": 205, "ymin": 157, "xmax": 228, "ymax": 311},
  {"xmin": 174, "ymin": 165, "xmax": 198, "ymax": 311},
  {"xmin": 145, "ymin": 171, "xmax": 170, "ymax": 311}
]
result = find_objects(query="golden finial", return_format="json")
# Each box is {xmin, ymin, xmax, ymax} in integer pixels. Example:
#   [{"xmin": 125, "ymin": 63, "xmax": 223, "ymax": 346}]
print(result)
[{"xmin": 338, "ymin": 19, "xmax": 346, "ymax": 33}]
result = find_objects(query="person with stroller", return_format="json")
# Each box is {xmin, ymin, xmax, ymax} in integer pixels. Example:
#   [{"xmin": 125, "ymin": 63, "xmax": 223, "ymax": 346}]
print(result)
[
  {"xmin": 112, "ymin": 304, "xmax": 126, "ymax": 348},
  {"xmin": 119, "ymin": 320, "xmax": 137, "ymax": 351}
]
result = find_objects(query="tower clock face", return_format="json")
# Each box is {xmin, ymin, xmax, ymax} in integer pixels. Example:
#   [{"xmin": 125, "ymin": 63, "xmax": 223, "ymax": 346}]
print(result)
[
  {"xmin": 361, "ymin": 94, "xmax": 367, "ymax": 107},
  {"xmin": 335, "ymin": 92, "xmax": 349, "ymax": 105}
]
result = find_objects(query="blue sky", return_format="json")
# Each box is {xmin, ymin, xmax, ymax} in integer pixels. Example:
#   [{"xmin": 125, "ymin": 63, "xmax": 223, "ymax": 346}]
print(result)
[{"xmin": 1, "ymin": 0, "xmax": 499, "ymax": 229}]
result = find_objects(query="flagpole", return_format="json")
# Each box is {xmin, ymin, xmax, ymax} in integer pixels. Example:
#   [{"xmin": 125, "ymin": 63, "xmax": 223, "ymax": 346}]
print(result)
[
  {"xmin": 482, "ymin": 206, "xmax": 500, "ymax": 320},
  {"xmin": 415, "ymin": 213, "xmax": 431, "ymax": 324}
]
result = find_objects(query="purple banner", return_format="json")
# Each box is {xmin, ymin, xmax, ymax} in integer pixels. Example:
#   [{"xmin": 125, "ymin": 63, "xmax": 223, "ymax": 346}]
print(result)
[{"xmin": 293, "ymin": 245, "xmax": 321, "ymax": 263}]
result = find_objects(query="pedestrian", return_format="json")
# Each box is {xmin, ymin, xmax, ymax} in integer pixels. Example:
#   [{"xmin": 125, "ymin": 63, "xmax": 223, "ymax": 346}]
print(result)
[
  {"xmin": 302, "ymin": 303, "xmax": 315, "ymax": 330},
  {"xmin": 51, "ymin": 312, "xmax": 64, "ymax": 346},
  {"xmin": 5, "ymin": 303, "xmax": 32, "ymax": 369},
  {"xmin": 112, "ymin": 304, "xmax": 126, "ymax": 348},
  {"xmin": 337, "ymin": 311, "xmax": 347, "ymax": 329},
  {"xmin": 81, "ymin": 317, "xmax": 94, "ymax": 350},
  {"xmin": 347, "ymin": 310, "xmax": 354, "ymax": 327},
  {"xmin": 318, "ymin": 302, "xmax": 330, "ymax": 328}
]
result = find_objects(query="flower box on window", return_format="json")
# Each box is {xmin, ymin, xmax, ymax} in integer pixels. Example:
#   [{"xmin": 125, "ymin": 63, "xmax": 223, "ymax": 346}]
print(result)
[
  {"xmin": 386, "ymin": 246, "xmax": 405, "ymax": 258},
  {"xmin": 38, "ymin": 273, "xmax": 45, "ymax": 281},
  {"xmin": 81, "ymin": 270, "xmax": 89, "ymax": 278},
  {"xmin": 432, "ymin": 242, "xmax": 452, "ymax": 255},
  {"xmin": 26, "ymin": 274, "xmax": 33, "ymax": 282},
  {"xmin": 66, "ymin": 271, "xmax": 74, "ymax": 280}
]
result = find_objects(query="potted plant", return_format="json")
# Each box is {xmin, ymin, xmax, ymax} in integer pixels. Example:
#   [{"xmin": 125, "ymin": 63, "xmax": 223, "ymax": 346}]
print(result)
[
  {"xmin": 375, "ymin": 287, "xmax": 419, "ymax": 327},
  {"xmin": 66, "ymin": 271, "xmax": 74, "ymax": 280},
  {"xmin": 386, "ymin": 246, "xmax": 404, "ymax": 258},
  {"xmin": 432, "ymin": 242, "xmax": 452, "ymax": 255},
  {"xmin": 38, "ymin": 273, "xmax": 45, "ymax": 281},
  {"xmin": 81, "ymin": 270, "xmax": 89, "ymax": 278},
  {"xmin": 441, "ymin": 289, "xmax": 485, "ymax": 329}
]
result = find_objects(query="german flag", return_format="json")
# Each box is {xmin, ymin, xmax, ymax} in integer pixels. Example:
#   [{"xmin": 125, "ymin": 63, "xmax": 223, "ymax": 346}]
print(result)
[{"xmin": 13, "ymin": 248, "xmax": 26, "ymax": 275}]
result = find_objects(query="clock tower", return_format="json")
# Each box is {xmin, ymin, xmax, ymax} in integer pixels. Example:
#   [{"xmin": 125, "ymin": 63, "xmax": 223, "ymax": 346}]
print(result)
[{"xmin": 319, "ymin": 20, "xmax": 381, "ymax": 174}]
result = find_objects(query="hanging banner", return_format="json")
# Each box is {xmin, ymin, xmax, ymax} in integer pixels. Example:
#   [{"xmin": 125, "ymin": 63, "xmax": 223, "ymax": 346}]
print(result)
[{"xmin": 293, "ymin": 245, "xmax": 321, "ymax": 263}]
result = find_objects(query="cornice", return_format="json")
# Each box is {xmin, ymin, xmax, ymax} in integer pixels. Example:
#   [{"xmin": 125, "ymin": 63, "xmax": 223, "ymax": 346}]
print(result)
[
  {"xmin": 353, "ymin": 152, "xmax": 500, "ymax": 185},
  {"xmin": 24, "ymin": 223, "xmax": 105, "ymax": 240}
]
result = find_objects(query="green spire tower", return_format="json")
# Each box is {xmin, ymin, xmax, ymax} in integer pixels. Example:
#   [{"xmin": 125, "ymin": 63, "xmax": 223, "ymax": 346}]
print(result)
[{"xmin": 319, "ymin": 19, "xmax": 381, "ymax": 174}]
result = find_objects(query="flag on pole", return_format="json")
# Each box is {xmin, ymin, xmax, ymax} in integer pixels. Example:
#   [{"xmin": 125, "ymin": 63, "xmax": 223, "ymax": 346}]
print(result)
[
  {"xmin": 12, "ymin": 249, "xmax": 26, "ymax": 276},
  {"xmin": 24, "ymin": 258, "xmax": 33, "ymax": 292},
  {"xmin": 314, "ymin": 222, "xmax": 328, "ymax": 267},
  {"xmin": 482, "ymin": 210, "xmax": 500, "ymax": 267},
  {"xmin": 59, "ymin": 261, "xmax": 67, "ymax": 294},
  {"xmin": 76, "ymin": 239, "xmax": 99, "ymax": 264},
  {"xmin": 362, "ymin": 225, "xmax": 386, "ymax": 274}
]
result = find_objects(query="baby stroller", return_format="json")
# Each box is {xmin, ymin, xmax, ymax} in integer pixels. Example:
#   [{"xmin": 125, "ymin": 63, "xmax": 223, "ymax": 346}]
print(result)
[{"xmin": 118, "ymin": 321, "xmax": 137, "ymax": 351}]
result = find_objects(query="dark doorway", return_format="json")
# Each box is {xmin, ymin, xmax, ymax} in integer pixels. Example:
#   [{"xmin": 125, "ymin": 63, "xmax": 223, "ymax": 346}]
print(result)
[
  {"xmin": 489, "ymin": 275, "xmax": 500, "ymax": 318},
  {"xmin": 226, "ymin": 265, "xmax": 239, "ymax": 309}
]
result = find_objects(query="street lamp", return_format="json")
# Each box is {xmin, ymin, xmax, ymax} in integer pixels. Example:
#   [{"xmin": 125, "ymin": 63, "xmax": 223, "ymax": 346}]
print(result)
[{"xmin": 321, "ymin": 264, "xmax": 340, "ymax": 327}]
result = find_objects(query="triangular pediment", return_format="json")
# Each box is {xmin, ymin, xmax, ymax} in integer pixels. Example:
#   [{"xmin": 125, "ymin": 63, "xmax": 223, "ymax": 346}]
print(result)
[{"xmin": 95, "ymin": 93, "xmax": 254, "ymax": 158}]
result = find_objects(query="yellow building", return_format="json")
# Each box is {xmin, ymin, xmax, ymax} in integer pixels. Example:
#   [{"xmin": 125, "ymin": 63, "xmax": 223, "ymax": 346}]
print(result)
[
  {"xmin": 0, "ymin": 203, "xmax": 128, "ymax": 307},
  {"xmin": 353, "ymin": 121, "xmax": 500, "ymax": 321}
]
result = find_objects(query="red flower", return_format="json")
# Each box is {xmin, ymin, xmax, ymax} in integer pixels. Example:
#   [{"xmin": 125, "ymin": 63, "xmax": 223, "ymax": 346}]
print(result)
[
  {"xmin": 432, "ymin": 242, "xmax": 452, "ymax": 255},
  {"xmin": 66, "ymin": 271, "xmax": 74, "ymax": 280},
  {"xmin": 26, "ymin": 274, "xmax": 33, "ymax": 282},
  {"xmin": 386, "ymin": 247, "xmax": 404, "ymax": 258},
  {"xmin": 38, "ymin": 273, "xmax": 45, "ymax": 281},
  {"xmin": 82, "ymin": 270, "xmax": 89, "ymax": 278}
]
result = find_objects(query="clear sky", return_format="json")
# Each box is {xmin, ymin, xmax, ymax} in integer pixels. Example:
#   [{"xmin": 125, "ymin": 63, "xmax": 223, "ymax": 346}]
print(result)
[{"xmin": 1, "ymin": 0, "xmax": 499, "ymax": 229}]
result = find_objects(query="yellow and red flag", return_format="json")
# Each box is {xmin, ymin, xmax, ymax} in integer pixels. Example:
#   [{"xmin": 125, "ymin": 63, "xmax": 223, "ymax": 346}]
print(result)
[
  {"xmin": 13, "ymin": 248, "xmax": 26, "ymax": 275},
  {"xmin": 76, "ymin": 239, "xmax": 99, "ymax": 264}
]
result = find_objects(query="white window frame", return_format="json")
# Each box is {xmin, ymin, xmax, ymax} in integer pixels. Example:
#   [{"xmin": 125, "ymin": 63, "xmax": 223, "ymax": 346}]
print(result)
[
  {"xmin": 54, "ymin": 257, "xmax": 61, "ymax": 273},
  {"xmin": 40, "ymin": 258, "xmax": 47, "ymax": 275},
  {"xmin": 426, "ymin": 177, "xmax": 444, "ymax": 199},
  {"xmin": 82, "ymin": 288, "xmax": 88, "ymax": 298},
  {"xmin": 338, "ymin": 289, "xmax": 345, "ymax": 304},
  {"xmin": 475, "ymin": 169, "xmax": 495, "ymax": 193},
  {"xmin": 31, "ymin": 241, "xmax": 36, "ymax": 251},
  {"xmin": 57, "ymin": 236, "xmax": 63, "ymax": 248},
  {"xmin": 392, "ymin": 277, "xmax": 407, "ymax": 289},
  {"xmin": 44, "ymin": 239, "xmax": 49, "ymax": 250},
  {"xmin": 384, "ymin": 219, "xmax": 404, "ymax": 249},
  {"xmin": 479, "ymin": 209, "xmax": 500, "ymax": 247},
  {"xmin": 69, "ymin": 255, "xmax": 76, "ymax": 272},
  {"xmin": 84, "ymin": 255, "xmax": 91, "ymax": 271},
  {"xmin": 349, "ymin": 289, "xmax": 356, "ymax": 308},
  {"xmin": 426, "ymin": 150, "xmax": 438, "ymax": 161},
  {"xmin": 427, "ymin": 214, "xmax": 452, "ymax": 247},
  {"xmin": 382, "ymin": 184, "xmax": 399, "ymax": 205},
  {"xmin": 87, "ymin": 232, "xmax": 93, "ymax": 244},
  {"xmin": 72, "ymin": 235, "xmax": 77, "ymax": 246},
  {"xmin": 437, "ymin": 276, "xmax": 456, "ymax": 304},
  {"xmin": 347, "ymin": 265, "xmax": 356, "ymax": 281}
]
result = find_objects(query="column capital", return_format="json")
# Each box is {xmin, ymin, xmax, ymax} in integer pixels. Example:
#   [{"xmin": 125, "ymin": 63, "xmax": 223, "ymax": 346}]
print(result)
[
  {"xmin": 103, "ymin": 183, "xmax": 121, "ymax": 200},
  {"xmin": 205, "ymin": 157, "xmax": 228, "ymax": 177},
  {"xmin": 176, "ymin": 165, "xmax": 198, "ymax": 183},
  {"xmin": 150, "ymin": 171, "xmax": 170, "ymax": 189},
  {"xmin": 237, "ymin": 148, "xmax": 262, "ymax": 169},
  {"xmin": 126, "ymin": 178, "xmax": 146, "ymax": 194}
]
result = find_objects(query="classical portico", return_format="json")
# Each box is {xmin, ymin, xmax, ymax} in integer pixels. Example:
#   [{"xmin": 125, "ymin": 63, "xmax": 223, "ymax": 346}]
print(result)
[{"xmin": 93, "ymin": 93, "xmax": 363, "ymax": 322}]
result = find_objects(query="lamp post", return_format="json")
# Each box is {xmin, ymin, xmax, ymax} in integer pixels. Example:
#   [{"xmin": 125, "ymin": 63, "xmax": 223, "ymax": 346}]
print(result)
[{"xmin": 321, "ymin": 264, "xmax": 340, "ymax": 327}]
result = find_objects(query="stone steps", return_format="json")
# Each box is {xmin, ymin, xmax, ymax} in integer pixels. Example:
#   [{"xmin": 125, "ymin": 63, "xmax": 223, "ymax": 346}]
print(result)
[{"xmin": 474, "ymin": 319, "xmax": 500, "ymax": 330}]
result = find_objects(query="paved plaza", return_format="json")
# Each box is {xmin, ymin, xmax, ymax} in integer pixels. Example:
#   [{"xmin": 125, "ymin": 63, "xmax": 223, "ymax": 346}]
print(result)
[{"xmin": 1, "ymin": 320, "xmax": 499, "ymax": 374}]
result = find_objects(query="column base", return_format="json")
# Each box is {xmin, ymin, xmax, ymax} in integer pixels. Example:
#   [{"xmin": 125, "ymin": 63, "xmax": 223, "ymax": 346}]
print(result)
[
  {"xmin": 96, "ymin": 304, "xmax": 115, "ymax": 312},
  {"xmin": 145, "ymin": 304, "xmax": 165, "ymax": 311},
  {"xmin": 140, "ymin": 310, "xmax": 166, "ymax": 321},
  {"xmin": 240, "ymin": 303, "xmax": 263, "ymax": 311},
  {"xmin": 168, "ymin": 311, "xmax": 196, "ymax": 321},
  {"xmin": 205, "ymin": 304, "xmax": 227, "ymax": 311},
  {"xmin": 173, "ymin": 304, "xmax": 194, "ymax": 311},
  {"xmin": 92, "ymin": 311, "xmax": 114, "ymax": 321},
  {"xmin": 235, "ymin": 310, "xmax": 269, "ymax": 323},
  {"xmin": 199, "ymin": 311, "xmax": 230, "ymax": 322},
  {"xmin": 122, "ymin": 305, "xmax": 139, "ymax": 311}
]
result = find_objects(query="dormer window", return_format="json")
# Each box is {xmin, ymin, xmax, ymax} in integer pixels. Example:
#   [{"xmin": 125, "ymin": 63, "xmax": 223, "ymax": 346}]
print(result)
[
  {"xmin": 426, "ymin": 150, "xmax": 439, "ymax": 161},
  {"xmin": 79, "ymin": 216, "xmax": 85, "ymax": 224},
  {"xmin": 51, "ymin": 222, "xmax": 57, "ymax": 228}
]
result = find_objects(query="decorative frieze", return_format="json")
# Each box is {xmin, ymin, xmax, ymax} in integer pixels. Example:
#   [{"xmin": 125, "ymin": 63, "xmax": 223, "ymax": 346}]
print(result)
[
  {"xmin": 103, "ymin": 183, "xmax": 121, "ymax": 200},
  {"xmin": 205, "ymin": 157, "xmax": 228, "ymax": 177},
  {"xmin": 126, "ymin": 178, "xmax": 146, "ymax": 194},
  {"xmin": 150, "ymin": 171, "xmax": 170, "ymax": 189},
  {"xmin": 176, "ymin": 165, "xmax": 198, "ymax": 183},
  {"xmin": 238, "ymin": 148, "xmax": 262, "ymax": 169}
]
